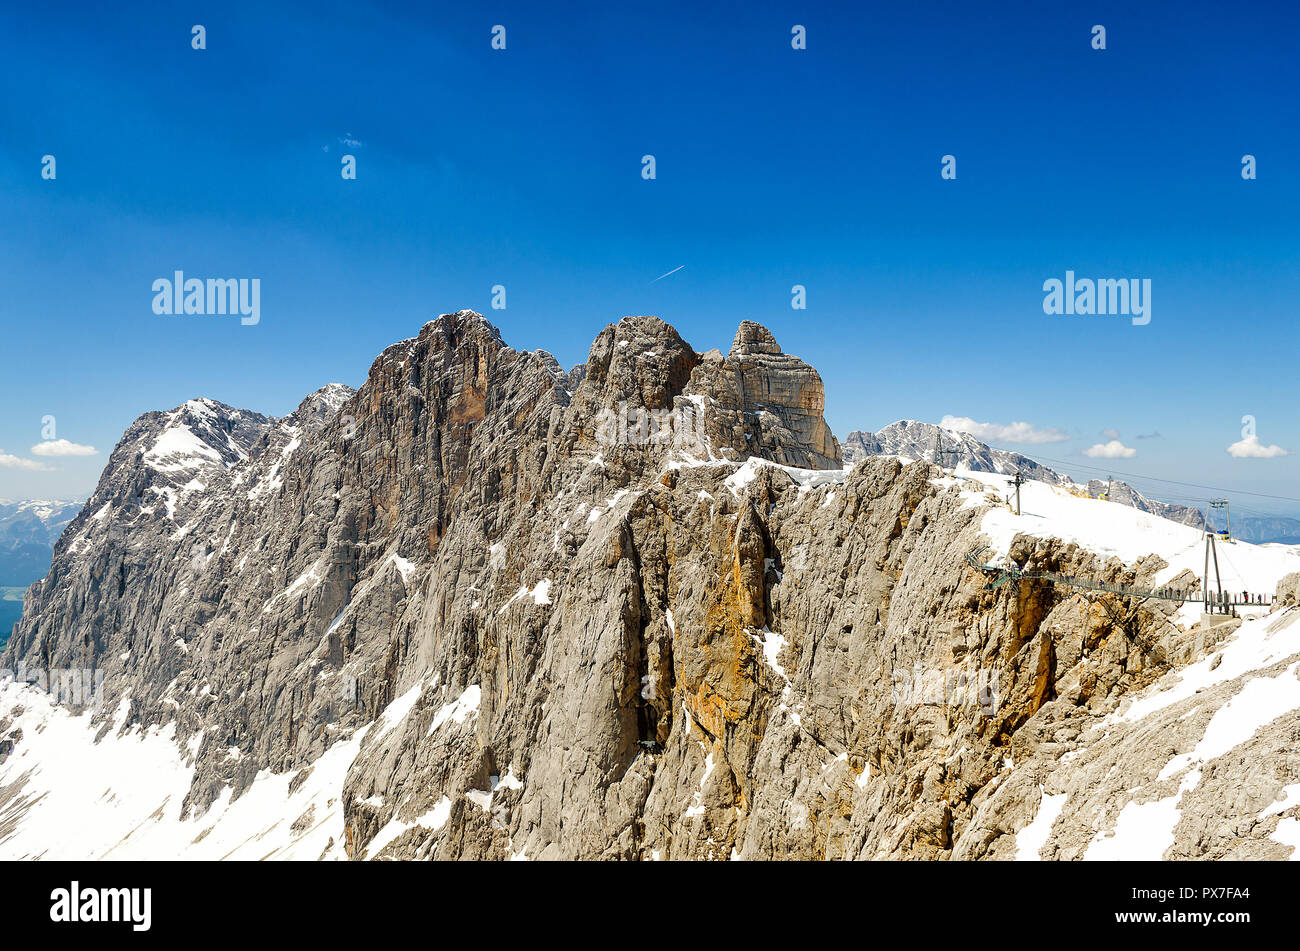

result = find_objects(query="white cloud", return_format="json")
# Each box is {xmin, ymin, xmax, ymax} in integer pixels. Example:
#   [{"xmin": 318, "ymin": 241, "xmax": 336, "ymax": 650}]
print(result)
[
  {"xmin": 0, "ymin": 450, "xmax": 53, "ymax": 471},
  {"xmin": 1226, "ymin": 435, "xmax": 1290, "ymax": 459},
  {"xmin": 1101, "ymin": 428, "xmax": 1120, "ymax": 440},
  {"xmin": 1082, "ymin": 440, "xmax": 1137, "ymax": 459},
  {"xmin": 940, "ymin": 415, "xmax": 1069, "ymax": 445},
  {"xmin": 31, "ymin": 439, "xmax": 98, "ymax": 457}
]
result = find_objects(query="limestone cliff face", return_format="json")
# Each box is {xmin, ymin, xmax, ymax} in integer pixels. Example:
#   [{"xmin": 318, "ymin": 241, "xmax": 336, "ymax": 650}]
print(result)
[
  {"xmin": 4, "ymin": 311, "xmax": 1297, "ymax": 860},
  {"xmin": 686, "ymin": 321, "xmax": 840, "ymax": 470}
]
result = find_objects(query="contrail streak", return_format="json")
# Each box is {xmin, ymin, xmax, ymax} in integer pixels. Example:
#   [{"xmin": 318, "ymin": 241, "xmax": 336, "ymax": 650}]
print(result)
[{"xmin": 650, "ymin": 265, "xmax": 685, "ymax": 283}]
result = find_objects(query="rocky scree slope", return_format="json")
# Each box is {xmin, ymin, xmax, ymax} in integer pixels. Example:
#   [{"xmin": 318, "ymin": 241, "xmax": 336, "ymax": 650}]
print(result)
[{"xmin": 3, "ymin": 312, "xmax": 1298, "ymax": 860}]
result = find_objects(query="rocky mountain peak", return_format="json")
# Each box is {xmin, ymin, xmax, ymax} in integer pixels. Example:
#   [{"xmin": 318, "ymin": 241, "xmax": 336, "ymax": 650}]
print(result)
[
  {"xmin": 686, "ymin": 321, "xmax": 840, "ymax": 469},
  {"xmin": 135, "ymin": 398, "xmax": 269, "ymax": 475},
  {"xmin": 580, "ymin": 315, "xmax": 700, "ymax": 412},
  {"xmin": 729, "ymin": 320, "xmax": 782, "ymax": 357},
  {"xmin": 421, "ymin": 309, "xmax": 506, "ymax": 350},
  {"xmin": 366, "ymin": 311, "xmax": 508, "ymax": 383},
  {"xmin": 291, "ymin": 383, "xmax": 357, "ymax": 429}
]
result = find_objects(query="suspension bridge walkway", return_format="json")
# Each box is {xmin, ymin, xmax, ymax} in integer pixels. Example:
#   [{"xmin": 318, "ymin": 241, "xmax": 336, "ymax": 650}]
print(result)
[{"xmin": 964, "ymin": 545, "xmax": 1274, "ymax": 611}]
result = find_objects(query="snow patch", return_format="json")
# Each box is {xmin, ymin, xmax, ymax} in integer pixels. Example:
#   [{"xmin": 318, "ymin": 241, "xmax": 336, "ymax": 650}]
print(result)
[
  {"xmin": 427, "ymin": 685, "xmax": 481, "ymax": 736},
  {"xmin": 1014, "ymin": 788, "xmax": 1066, "ymax": 860}
]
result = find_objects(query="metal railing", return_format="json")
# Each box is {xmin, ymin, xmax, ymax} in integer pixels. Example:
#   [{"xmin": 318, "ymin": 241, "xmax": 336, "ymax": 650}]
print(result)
[{"xmin": 965, "ymin": 546, "xmax": 1273, "ymax": 609}]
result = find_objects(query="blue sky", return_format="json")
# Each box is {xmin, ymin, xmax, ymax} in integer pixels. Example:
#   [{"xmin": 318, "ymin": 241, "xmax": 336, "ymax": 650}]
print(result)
[{"xmin": 2, "ymin": 0, "xmax": 1298, "ymax": 517}]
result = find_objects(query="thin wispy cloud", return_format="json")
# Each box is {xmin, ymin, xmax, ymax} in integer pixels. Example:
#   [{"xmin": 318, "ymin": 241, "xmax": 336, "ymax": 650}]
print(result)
[
  {"xmin": 0, "ymin": 450, "xmax": 53, "ymax": 471},
  {"xmin": 1226, "ymin": 434, "xmax": 1290, "ymax": 458},
  {"xmin": 1083, "ymin": 440, "xmax": 1137, "ymax": 459},
  {"xmin": 323, "ymin": 133, "xmax": 363, "ymax": 153},
  {"xmin": 940, "ymin": 415, "xmax": 1069, "ymax": 445},
  {"xmin": 31, "ymin": 439, "xmax": 98, "ymax": 457}
]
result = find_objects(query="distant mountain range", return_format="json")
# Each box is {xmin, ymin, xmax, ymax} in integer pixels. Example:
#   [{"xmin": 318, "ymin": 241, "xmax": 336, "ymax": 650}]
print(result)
[
  {"xmin": 1226, "ymin": 516, "xmax": 1300, "ymax": 545},
  {"xmin": 843, "ymin": 420, "xmax": 1073, "ymax": 485},
  {"xmin": 843, "ymin": 421, "xmax": 1300, "ymax": 542},
  {"xmin": 0, "ymin": 499, "xmax": 82, "ymax": 649},
  {"xmin": 0, "ymin": 498, "xmax": 83, "ymax": 586},
  {"xmin": 841, "ymin": 420, "xmax": 1207, "ymax": 528}
]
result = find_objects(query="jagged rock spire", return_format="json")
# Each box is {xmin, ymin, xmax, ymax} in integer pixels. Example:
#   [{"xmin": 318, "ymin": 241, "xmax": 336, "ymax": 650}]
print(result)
[
  {"xmin": 729, "ymin": 320, "xmax": 782, "ymax": 357},
  {"xmin": 688, "ymin": 320, "xmax": 841, "ymax": 469}
]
